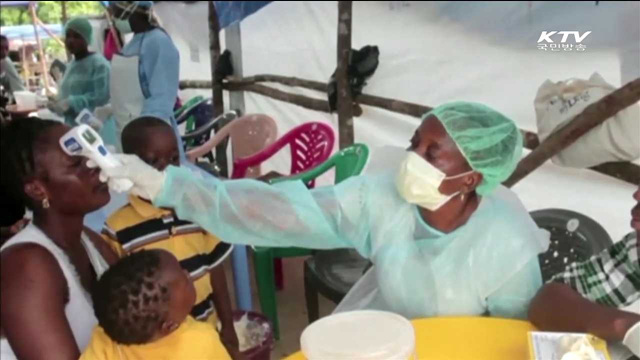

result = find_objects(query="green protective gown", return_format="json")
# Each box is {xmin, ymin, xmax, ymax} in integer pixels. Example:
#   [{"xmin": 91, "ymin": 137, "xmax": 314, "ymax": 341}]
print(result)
[
  {"xmin": 154, "ymin": 166, "xmax": 548, "ymax": 320},
  {"xmin": 58, "ymin": 53, "xmax": 110, "ymax": 125}
]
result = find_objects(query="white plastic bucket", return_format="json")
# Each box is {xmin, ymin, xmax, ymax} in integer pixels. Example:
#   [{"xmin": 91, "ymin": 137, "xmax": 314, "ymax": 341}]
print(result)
[
  {"xmin": 13, "ymin": 91, "xmax": 37, "ymax": 109},
  {"xmin": 301, "ymin": 310, "xmax": 416, "ymax": 360}
]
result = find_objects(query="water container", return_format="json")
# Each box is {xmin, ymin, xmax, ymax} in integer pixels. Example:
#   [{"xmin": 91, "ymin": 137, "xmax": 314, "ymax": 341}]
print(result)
[
  {"xmin": 232, "ymin": 310, "xmax": 274, "ymax": 360},
  {"xmin": 301, "ymin": 310, "xmax": 416, "ymax": 360}
]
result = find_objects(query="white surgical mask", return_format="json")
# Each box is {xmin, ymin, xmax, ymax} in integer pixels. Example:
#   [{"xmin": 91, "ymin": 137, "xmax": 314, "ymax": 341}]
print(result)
[
  {"xmin": 114, "ymin": 18, "xmax": 132, "ymax": 34},
  {"xmin": 396, "ymin": 151, "xmax": 474, "ymax": 211}
]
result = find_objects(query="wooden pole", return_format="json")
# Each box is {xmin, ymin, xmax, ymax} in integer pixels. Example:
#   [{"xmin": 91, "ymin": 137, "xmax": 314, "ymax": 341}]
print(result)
[
  {"xmin": 181, "ymin": 77, "xmax": 638, "ymax": 185},
  {"xmin": 336, "ymin": 1, "xmax": 354, "ymax": 149},
  {"xmin": 29, "ymin": 2, "xmax": 50, "ymax": 94},
  {"xmin": 220, "ymin": 22, "xmax": 245, "ymax": 178},
  {"xmin": 225, "ymin": 82, "xmax": 331, "ymax": 113},
  {"xmin": 61, "ymin": 0, "xmax": 70, "ymax": 61},
  {"xmin": 182, "ymin": 76, "xmax": 539, "ymax": 149},
  {"xmin": 34, "ymin": 18, "xmax": 65, "ymax": 48},
  {"xmin": 504, "ymin": 77, "xmax": 640, "ymax": 187},
  {"xmin": 20, "ymin": 38, "xmax": 29, "ymax": 87},
  {"xmin": 208, "ymin": 1, "xmax": 224, "ymax": 118}
]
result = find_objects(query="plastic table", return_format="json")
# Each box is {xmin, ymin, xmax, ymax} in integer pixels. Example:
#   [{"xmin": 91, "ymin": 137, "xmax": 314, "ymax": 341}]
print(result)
[
  {"xmin": 285, "ymin": 317, "xmax": 537, "ymax": 360},
  {"xmin": 6, "ymin": 104, "xmax": 39, "ymax": 118}
]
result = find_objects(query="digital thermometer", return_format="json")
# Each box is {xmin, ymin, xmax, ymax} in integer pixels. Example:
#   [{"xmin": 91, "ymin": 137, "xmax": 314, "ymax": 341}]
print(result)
[
  {"xmin": 74, "ymin": 108, "xmax": 103, "ymax": 130},
  {"xmin": 59, "ymin": 123, "xmax": 133, "ymax": 193}
]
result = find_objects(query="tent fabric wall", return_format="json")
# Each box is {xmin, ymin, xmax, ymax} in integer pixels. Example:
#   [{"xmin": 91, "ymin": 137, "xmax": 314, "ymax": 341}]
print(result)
[
  {"xmin": 154, "ymin": 0, "xmax": 638, "ymax": 241},
  {"xmin": 153, "ymin": 0, "xmax": 638, "ymax": 247}
]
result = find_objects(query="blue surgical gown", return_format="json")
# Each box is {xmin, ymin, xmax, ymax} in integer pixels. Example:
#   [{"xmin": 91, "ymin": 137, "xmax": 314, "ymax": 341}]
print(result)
[
  {"xmin": 154, "ymin": 166, "xmax": 548, "ymax": 319},
  {"xmin": 119, "ymin": 28, "xmax": 179, "ymax": 122},
  {"xmin": 120, "ymin": 28, "xmax": 186, "ymax": 158},
  {"xmin": 84, "ymin": 30, "xmax": 187, "ymax": 233},
  {"xmin": 58, "ymin": 53, "xmax": 111, "ymax": 125}
]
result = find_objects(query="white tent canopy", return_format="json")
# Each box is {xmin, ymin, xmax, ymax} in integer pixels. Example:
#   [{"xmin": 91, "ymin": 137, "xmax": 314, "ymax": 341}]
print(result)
[{"xmin": 154, "ymin": 0, "xmax": 638, "ymax": 242}]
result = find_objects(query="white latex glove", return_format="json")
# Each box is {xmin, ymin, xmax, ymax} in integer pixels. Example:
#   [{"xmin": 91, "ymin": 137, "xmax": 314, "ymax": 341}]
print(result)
[
  {"xmin": 46, "ymin": 99, "xmax": 70, "ymax": 115},
  {"xmin": 89, "ymin": 154, "xmax": 166, "ymax": 200},
  {"xmin": 85, "ymin": 115, "xmax": 103, "ymax": 131},
  {"xmin": 94, "ymin": 104, "xmax": 113, "ymax": 122},
  {"xmin": 623, "ymin": 322, "xmax": 640, "ymax": 357}
]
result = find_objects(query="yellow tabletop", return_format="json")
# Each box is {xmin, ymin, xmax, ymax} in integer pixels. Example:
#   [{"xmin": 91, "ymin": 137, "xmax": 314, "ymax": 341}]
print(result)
[{"xmin": 285, "ymin": 317, "xmax": 536, "ymax": 360}]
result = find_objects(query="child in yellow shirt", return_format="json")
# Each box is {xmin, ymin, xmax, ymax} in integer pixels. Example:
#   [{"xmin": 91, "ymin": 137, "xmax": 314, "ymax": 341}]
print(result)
[
  {"xmin": 101, "ymin": 117, "xmax": 239, "ymax": 356},
  {"xmin": 81, "ymin": 249, "xmax": 230, "ymax": 359}
]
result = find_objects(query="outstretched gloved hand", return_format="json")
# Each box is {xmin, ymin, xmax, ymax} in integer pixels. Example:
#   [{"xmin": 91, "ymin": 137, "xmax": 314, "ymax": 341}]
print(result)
[
  {"xmin": 46, "ymin": 99, "xmax": 70, "ymax": 115},
  {"xmin": 88, "ymin": 154, "xmax": 166, "ymax": 200}
]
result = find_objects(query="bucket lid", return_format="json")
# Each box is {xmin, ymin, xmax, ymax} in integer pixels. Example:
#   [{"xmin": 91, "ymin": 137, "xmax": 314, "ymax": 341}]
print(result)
[{"xmin": 301, "ymin": 310, "xmax": 415, "ymax": 360}]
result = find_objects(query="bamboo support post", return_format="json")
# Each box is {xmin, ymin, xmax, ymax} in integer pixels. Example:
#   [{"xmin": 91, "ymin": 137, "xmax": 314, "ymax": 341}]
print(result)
[
  {"xmin": 336, "ymin": 1, "xmax": 354, "ymax": 149},
  {"xmin": 34, "ymin": 18, "xmax": 64, "ymax": 48},
  {"xmin": 29, "ymin": 3, "xmax": 50, "ymax": 93},
  {"xmin": 20, "ymin": 40, "xmax": 28, "ymax": 83},
  {"xmin": 504, "ymin": 78, "xmax": 640, "ymax": 187},
  {"xmin": 61, "ymin": 0, "xmax": 70, "ymax": 61}
]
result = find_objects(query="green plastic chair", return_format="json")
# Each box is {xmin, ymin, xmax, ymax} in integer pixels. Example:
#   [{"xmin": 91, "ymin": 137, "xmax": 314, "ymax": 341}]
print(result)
[
  {"xmin": 253, "ymin": 143, "xmax": 370, "ymax": 339},
  {"xmin": 174, "ymin": 95, "xmax": 204, "ymax": 147}
]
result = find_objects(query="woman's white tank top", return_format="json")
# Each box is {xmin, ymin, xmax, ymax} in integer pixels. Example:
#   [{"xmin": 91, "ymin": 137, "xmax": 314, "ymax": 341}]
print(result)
[{"xmin": 0, "ymin": 224, "xmax": 109, "ymax": 359}]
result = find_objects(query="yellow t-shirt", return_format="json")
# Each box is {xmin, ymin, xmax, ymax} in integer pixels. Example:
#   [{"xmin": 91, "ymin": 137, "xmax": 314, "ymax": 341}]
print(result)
[
  {"xmin": 103, "ymin": 195, "xmax": 233, "ymax": 325},
  {"xmin": 80, "ymin": 317, "xmax": 231, "ymax": 360}
]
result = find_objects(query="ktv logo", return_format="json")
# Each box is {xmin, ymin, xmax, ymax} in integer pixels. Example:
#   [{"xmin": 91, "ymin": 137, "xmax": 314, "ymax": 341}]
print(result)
[
  {"xmin": 537, "ymin": 31, "xmax": 592, "ymax": 43},
  {"xmin": 537, "ymin": 31, "xmax": 591, "ymax": 52}
]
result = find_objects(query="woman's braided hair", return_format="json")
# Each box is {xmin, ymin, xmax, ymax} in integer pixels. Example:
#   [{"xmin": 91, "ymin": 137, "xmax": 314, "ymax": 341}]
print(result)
[{"xmin": 0, "ymin": 117, "xmax": 59, "ymax": 209}]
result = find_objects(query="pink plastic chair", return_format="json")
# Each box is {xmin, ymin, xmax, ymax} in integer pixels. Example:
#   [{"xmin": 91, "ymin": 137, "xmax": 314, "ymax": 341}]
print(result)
[
  {"xmin": 186, "ymin": 114, "xmax": 278, "ymax": 312},
  {"xmin": 233, "ymin": 121, "xmax": 335, "ymax": 290},
  {"xmin": 231, "ymin": 122, "xmax": 336, "ymax": 187},
  {"xmin": 187, "ymin": 114, "xmax": 279, "ymax": 178}
]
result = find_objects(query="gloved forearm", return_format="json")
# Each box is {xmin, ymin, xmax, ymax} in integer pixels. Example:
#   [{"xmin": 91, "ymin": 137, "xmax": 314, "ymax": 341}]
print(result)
[
  {"xmin": 47, "ymin": 99, "xmax": 70, "ymax": 115},
  {"xmin": 99, "ymin": 155, "xmax": 370, "ymax": 253}
]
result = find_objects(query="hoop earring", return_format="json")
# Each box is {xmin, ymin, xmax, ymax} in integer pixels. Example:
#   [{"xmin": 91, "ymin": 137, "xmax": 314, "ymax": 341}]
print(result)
[
  {"xmin": 460, "ymin": 193, "xmax": 466, "ymax": 202},
  {"xmin": 42, "ymin": 198, "xmax": 50, "ymax": 209}
]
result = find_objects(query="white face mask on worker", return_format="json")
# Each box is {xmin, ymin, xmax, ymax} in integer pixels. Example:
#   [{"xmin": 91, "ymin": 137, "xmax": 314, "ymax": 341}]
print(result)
[{"xmin": 395, "ymin": 151, "xmax": 473, "ymax": 211}]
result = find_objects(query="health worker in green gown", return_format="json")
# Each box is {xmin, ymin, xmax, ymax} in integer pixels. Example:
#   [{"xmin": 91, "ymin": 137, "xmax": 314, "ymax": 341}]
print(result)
[
  {"xmin": 95, "ymin": 101, "xmax": 550, "ymax": 320},
  {"xmin": 48, "ymin": 17, "xmax": 110, "ymax": 126}
]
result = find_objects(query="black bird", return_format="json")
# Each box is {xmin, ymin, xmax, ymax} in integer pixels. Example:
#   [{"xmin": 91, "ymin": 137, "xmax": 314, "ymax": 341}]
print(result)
[
  {"xmin": 328, "ymin": 45, "xmax": 380, "ymax": 112},
  {"xmin": 215, "ymin": 50, "xmax": 234, "ymax": 82}
]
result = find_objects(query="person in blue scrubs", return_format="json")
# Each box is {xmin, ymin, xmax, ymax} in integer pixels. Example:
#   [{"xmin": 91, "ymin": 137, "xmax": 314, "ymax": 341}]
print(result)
[
  {"xmin": 85, "ymin": 1, "xmax": 185, "ymax": 239},
  {"xmin": 108, "ymin": 1, "xmax": 185, "ymax": 158}
]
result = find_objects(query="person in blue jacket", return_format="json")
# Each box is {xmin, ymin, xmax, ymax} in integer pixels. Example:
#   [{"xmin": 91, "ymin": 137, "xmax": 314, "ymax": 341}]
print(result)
[{"xmin": 108, "ymin": 1, "xmax": 184, "ymax": 156}]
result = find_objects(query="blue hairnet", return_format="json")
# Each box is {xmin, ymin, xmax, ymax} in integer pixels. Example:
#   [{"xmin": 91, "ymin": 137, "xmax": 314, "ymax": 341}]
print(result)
[{"xmin": 425, "ymin": 101, "xmax": 523, "ymax": 195}]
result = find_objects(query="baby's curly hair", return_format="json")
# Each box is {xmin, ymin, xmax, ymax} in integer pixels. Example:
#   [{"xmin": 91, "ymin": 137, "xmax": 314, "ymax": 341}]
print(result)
[{"xmin": 92, "ymin": 250, "xmax": 171, "ymax": 345}]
